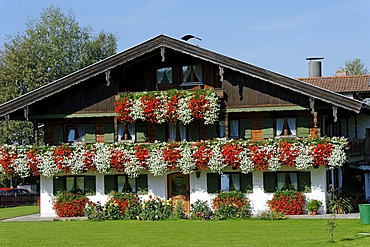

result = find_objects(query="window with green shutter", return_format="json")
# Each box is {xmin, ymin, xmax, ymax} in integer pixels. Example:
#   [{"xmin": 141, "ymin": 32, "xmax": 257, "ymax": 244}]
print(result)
[
  {"xmin": 262, "ymin": 118, "xmax": 274, "ymax": 138},
  {"xmin": 103, "ymin": 174, "xmax": 148, "ymax": 195},
  {"xmin": 240, "ymin": 173, "xmax": 253, "ymax": 193},
  {"xmin": 188, "ymin": 121, "xmax": 200, "ymax": 141},
  {"xmin": 104, "ymin": 123, "xmax": 114, "ymax": 143},
  {"xmin": 85, "ymin": 124, "xmax": 96, "ymax": 143},
  {"xmin": 263, "ymin": 171, "xmax": 311, "ymax": 193},
  {"xmin": 207, "ymin": 173, "xmax": 220, "ymax": 193},
  {"xmin": 297, "ymin": 117, "xmax": 310, "ymax": 137},
  {"xmin": 104, "ymin": 175, "xmax": 116, "ymax": 194},
  {"xmin": 137, "ymin": 174, "xmax": 148, "ymax": 195},
  {"xmin": 263, "ymin": 172, "xmax": 276, "ymax": 193},
  {"xmin": 240, "ymin": 119, "xmax": 252, "ymax": 139},
  {"xmin": 298, "ymin": 172, "xmax": 311, "ymax": 192},
  {"xmin": 155, "ymin": 124, "xmax": 166, "ymax": 142},
  {"xmin": 53, "ymin": 176, "xmax": 96, "ymax": 195},
  {"xmin": 53, "ymin": 176, "xmax": 65, "ymax": 195},
  {"xmin": 136, "ymin": 122, "xmax": 148, "ymax": 143},
  {"xmin": 85, "ymin": 176, "xmax": 96, "ymax": 195},
  {"xmin": 207, "ymin": 172, "xmax": 253, "ymax": 193}
]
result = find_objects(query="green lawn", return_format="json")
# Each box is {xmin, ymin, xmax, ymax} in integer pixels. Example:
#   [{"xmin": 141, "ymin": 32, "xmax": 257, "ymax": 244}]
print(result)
[
  {"xmin": 0, "ymin": 219, "xmax": 370, "ymax": 246},
  {"xmin": 0, "ymin": 205, "xmax": 39, "ymax": 220}
]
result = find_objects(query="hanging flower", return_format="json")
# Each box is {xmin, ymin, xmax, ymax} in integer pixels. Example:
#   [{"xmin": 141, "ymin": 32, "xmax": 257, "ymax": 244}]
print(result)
[
  {"xmin": 177, "ymin": 145, "xmax": 195, "ymax": 174},
  {"xmin": 238, "ymin": 149, "xmax": 254, "ymax": 173},
  {"xmin": 92, "ymin": 143, "xmax": 111, "ymax": 173},
  {"xmin": 123, "ymin": 149, "xmax": 143, "ymax": 178},
  {"xmin": 147, "ymin": 148, "xmax": 167, "ymax": 176}
]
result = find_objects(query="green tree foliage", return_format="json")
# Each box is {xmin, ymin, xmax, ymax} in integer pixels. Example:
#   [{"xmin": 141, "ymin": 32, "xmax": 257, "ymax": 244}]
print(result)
[
  {"xmin": 0, "ymin": 6, "xmax": 117, "ymax": 103},
  {"xmin": 339, "ymin": 58, "xmax": 368, "ymax": 75},
  {"xmin": 0, "ymin": 6, "xmax": 117, "ymax": 145}
]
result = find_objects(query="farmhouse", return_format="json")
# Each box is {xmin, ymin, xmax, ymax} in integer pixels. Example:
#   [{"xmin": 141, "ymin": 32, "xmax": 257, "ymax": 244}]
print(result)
[{"xmin": 0, "ymin": 35, "xmax": 367, "ymax": 216}]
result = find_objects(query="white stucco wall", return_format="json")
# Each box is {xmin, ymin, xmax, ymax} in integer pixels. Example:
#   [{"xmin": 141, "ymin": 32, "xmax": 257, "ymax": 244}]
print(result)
[{"xmin": 40, "ymin": 167, "xmax": 329, "ymax": 217}]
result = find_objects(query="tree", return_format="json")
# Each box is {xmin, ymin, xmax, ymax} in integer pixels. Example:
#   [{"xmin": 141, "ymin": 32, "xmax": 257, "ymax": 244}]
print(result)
[
  {"xmin": 0, "ymin": 6, "xmax": 118, "ymax": 145},
  {"xmin": 338, "ymin": 58, "xmax": 368, "ymax": 75},
  {"xmin": 0, "ymin": 6, "xmax": 117, "ymax": 103}
]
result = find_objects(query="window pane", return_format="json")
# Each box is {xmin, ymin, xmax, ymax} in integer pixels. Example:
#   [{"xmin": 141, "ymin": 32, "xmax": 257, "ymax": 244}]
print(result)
[
  {"xmin": 67, "ymin": 127, "xmax": 75, "ymax": 143},
  {"xmin": 76, "ymin": 177, "xmax": 84, "ymax": 193},
  {"xmin": 230, "ymin": 173, "xmax": 240, "ymax": 191},
  {"xmin": 299, "ymin": 172, "xmax": 311, "ymax": 192},
  {"xmin": 263, "ymin": 173, "xmax": 276, "ymax": 193},
  {"xmin": 240, "ymin": 173, "xmax": 253, "ymax": 193},
  {"xmin": 229, "ymin": 120, "xmax": 239, "ymax": 139},
  {"xmin": 66, "ymin": 177, "xmax": 74, "ymax": 192},
  {"xmin": 126, "ymin": 177, "xmax": 136, "ymax": 193},
  {"xmin": 137, "ymin": 175, "xmax": 148, "ymax": 195},
  {"xmin": 157, "ymin": 67, "xmax": 172, "ymax": 84},
  {"xmin": 85, "ymin": 176, "xmax": 96, "ymax": 196},
  {"xmin": 117, "ymin": 176, "xmax": 126, "ymax": 192},
  {"xmin": 220, "ymin": 174, "xmax": 230, "ymax": 191},
  {"xmin": 207, "ymin": 173, "xmax": 219, "ymax": 193},
  {"xmin": 53, "ymin": 176, "xmax": 65, "ymax": 195},
  {"xmin": 104, "ymin": 175, "xmax": 116, "ymax": 194}
]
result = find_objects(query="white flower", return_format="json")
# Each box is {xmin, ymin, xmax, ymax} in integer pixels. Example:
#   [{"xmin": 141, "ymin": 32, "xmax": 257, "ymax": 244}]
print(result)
[
  {"xmin": 123, "ymin": 149, "xmax": 143, "ymax": 178},
  {"xmin": 13, "ymin": 150, "xmax": 30, "ymax": 178},
  {"xmin": 93, "ymin": 143, "xmax": 111, "ymax": 173},
  {"xmin": 38, "ymin": 149, "xmax": 59, "ymax": 178},
  {"xmin": 148, "ymin": 148, "xmax": 167, "ymax": 176},
  {"xmin": 130, "ymin": 98, "xmax": 145, "ymax": 121},
  {"xmin": 68, "ymin": 144, "xmax": 86, "ymax": 174},
  {"xmin": 295, "ymin": 145, "xmax": 314, "ymax": 170},
  {"xmin": 177, "ymin": 145, "xmax": 195, "ymax": 174},
  {"xmin": 203, "ymin": 92, "xmax": 220, "ymax": 125},
  {"xmin": 239, "ymin": 150, "xmax": 254, "ymax": 173},
  {"xmin": 208, "ymin": 145, "xmax": 226, "ymax": 174},
  {"xmin": 177, "ymin": 97, "xmax": 193, "ymax": 125}
]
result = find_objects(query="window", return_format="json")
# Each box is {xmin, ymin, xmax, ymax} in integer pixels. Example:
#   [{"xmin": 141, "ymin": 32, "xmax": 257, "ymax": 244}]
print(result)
[
  {"xmin": 229, "ymin": 120, "xmax": 239, "ymax": 139},
  {"xmin": 263, "ymin": 172, "xmax": 311, "ymax": 193},
  {"xmin": 66, "ymin": 125, "xmax": 85, "ymax": 143},
  {"xmin": 219, "ymin": 121, "xmax": 226, "ymax": 138},
  {"xmin": 207, "ymin": 172, "xmax": 253, "ymax": 193},
  {"xmin": 118, "ymin": 123, "xmax": 136, "ymax": 142},
  {"xmin": 156, "ymin": 67, "xmax": 172, "ymax": 84},
  {"xmin": 182, "ymin": 65, "xmax": 202, "ymax": 83},
  {"xmin": 275, "ymin": 118, "xmax": 296, "ymax": 137},
  {"xmin": 104, "ymin": 174, "xmax": 148, "ymax": 195},
  {"xmin": 53, "ymin": 176, "xmax": 96, "ymax": 195}
]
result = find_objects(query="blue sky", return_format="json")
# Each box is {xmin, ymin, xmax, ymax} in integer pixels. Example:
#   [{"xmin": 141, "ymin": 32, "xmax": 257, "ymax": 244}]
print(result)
[{"xmin": 0, "ymin": 0, "xmax": 369, "ymax": 78}]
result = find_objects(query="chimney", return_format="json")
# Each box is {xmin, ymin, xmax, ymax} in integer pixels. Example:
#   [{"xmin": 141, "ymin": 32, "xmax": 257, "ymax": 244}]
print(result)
[{"xmin": 306, "ymin": 57, "xmax": 324, "ymax": 78}]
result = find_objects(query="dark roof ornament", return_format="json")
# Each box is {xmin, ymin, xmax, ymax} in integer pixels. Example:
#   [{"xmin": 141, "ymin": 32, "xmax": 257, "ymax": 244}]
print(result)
[{"xmin": 181, "ymin": 34, "xmax": 202, "ymax": 46}]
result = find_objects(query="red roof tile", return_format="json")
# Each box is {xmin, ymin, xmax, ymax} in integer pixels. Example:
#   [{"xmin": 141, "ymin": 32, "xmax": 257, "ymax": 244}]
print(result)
[{"xmin": 297, "ymin": 75, "xmax": 370, "ymax": 93}]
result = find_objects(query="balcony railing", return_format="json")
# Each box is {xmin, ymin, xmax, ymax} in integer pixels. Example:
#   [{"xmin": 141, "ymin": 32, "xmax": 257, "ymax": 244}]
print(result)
[{"xmin": 346, "ymin": 139, "xmax": 365, "ymax": 157}]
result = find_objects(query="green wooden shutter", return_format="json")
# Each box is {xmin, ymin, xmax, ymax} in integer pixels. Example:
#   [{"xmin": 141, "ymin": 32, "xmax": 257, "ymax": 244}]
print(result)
[
  {"xmin": 298, "ymin": 172, "xmax": 311, "ymax": 192},
  {"xmin": 207, "ymin": 173, "xmax": 220, "ymax": 193},
  {"xmin": 297, "ymin": 117, "xmax": 310, "ymax": 137},
  {"xmin": 205, "ymin": 124, "xmax": 217, "ymax": 140},
  {"xmin": 85, "ymin": 124, "xmax": 96, "ymax": 144},
  {"xmin": 137, "ymin": 174, "xmax": 148, "ymax": 195},
  {"xmin": 240, "ymin": 119, "xmax": 252, "ymax": 139},
  {"xmin": 188, "ymin": 121, "xmax": 200, "ymax": 141},
  {"xmin": 84, "ymin": 176, "xmax": 96, "ymax": 196},
  {"xmin": 53, "ymin": 176, "xmax": 65, "ymax": 195},
  {"xmin": 262, "ymin": 118, "xmax": 274, "ymax": 138},
  {"xmin": 104, "ymin": 123, "xmax": 114, "ymax": 143},
  {"xmin": 263, "ymin": 172, "xmax": 276, "ymax": 193},
  {"xmin": 53, "ymin": 125, "xmax": 64, "ymax": 144},
  {"xmin": 155, "ymin": 124, "xmax": 166, "ymax": 142},
  {"xmin": 104, "ymin": 175, "xmax": 116, "ymax": 194},
  {"xmin": 136, "ymin": 122, "xmax": 148, "ymax": 143},
  {"xmin": 240, "ymin": 173, "xmax": 253, "ymax": 193}
]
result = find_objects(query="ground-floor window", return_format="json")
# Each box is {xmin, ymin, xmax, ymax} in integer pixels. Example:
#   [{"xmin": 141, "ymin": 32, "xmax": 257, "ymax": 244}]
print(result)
[
  {"xmin": 263, "ymin": 171, "xmax": 311, "ymax": 193},
  {"xmin": 53, "ymin": 175, "xmax": 96, "ymax": 195},
  {"xmin": 104, "ymin": 174, "xmax": 148, "ymax": 195},
  {"xmin": 207, "ymin": 172, "xmax": 252, "ymax": 193}
]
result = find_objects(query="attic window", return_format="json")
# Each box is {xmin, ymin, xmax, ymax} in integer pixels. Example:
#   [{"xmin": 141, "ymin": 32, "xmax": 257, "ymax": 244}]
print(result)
[
  {"xmin": 181, "ymin": 65, "xmax": 203, "ymax": 86},
  {"xmin": 156, "ymin": 67, "xmax": 172, "ymax": 84}
]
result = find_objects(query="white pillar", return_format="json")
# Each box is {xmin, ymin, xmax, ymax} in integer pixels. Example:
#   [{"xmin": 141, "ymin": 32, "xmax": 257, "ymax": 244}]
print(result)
[{"xmin": 40, "ymin": 176, "xmax": 57, "ymax": 217}]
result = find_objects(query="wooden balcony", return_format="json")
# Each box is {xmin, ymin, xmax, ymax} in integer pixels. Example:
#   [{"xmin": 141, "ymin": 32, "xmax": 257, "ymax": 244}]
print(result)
[{"xmin": 346, "ymin": 139, "xmax": 365, "ymax": 163}]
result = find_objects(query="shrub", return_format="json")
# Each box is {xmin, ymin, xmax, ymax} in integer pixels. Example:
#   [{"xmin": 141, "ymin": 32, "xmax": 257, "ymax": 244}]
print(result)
[
  {"xmin": 326, "ymin": 185, "xmax": 353, "ymax": 214},
  {"xmin": 256, "ymin": 210, "xmax": 287, "ymax": 220},
  {"xmin": 108, "ymin": 192, "xmax": 141, "ymax": 219},
  {"xmin": 267, "ymin": 190, "xmax": 305, "ymax": 215},
  {"xmin": 52, "ymin": 192, "xmax": 90, "ymax": 217},
  {"xmin": 306, "ymin": 199, "xmax": 322, "ymax": 213},
  {"xmin": 212, "ymin": 191, "xmax": 251, "ymax": 219},
  {"xmin": 139, "ymin": 194, "xmax": 173, "ymax": 220},
  {"xmin": 190, "ymin": 200, "xmax": 214, "ymax": 220},
  {"xmin": 171, "ymin": 201, "xmax": 186, "ymax": 220},
  {"xmin": 84, "ymin": 201, "xmax": 106, "ymax": 220}
]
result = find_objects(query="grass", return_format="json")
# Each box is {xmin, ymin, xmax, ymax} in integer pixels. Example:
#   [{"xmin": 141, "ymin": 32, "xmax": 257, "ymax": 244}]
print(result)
[
  {"xmin": 0, "ymin": 205, "xmax": 39, "ymax": 220},
  {"xmin": 0, "ymin": 219, "xmax": 370, "ymax": 246}
]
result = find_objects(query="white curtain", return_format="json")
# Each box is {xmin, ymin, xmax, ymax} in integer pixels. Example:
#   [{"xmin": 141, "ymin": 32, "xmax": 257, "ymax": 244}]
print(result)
[
  {"xmin": 277, "ymin": 173, "xmax": 285, "ymax": 190},
  {"xmin": 179, "ymin": 123, "xmax": 187, "ymax": 141},
  {"xmin": 193, "ymin": 65, "xmax": 202, "ymax": 81},
  {"xmin": 118, "ymin": 124, "xmax": 124, "ymax": 141},
  {"xmin": 289, "ymin": 173, "xmax": 298, "ymax": 190},
  {"xmin": 128, "ymin": 177, "xmax": 136, "ymax": 193},
  {"xmin": 230, "ymin": 120, "xmax": 239, "ymax": 138},
  {"xmin": 76, "ymin": 125, "xmax": 85, "ymax": 142},
  {"xmin": 128, "ymin": 123, "xmax": 135, "ymax": 141},
  {"xmin": 76, "ymin": 177, "xmax": 84, "ymax": 193},
  {"xmin": 220, "ymin": 174, "xmax": 229, "ymax": 191},
  {"xmin": 67, "ymin": 128, "xmax": 75, "ymax": 143},
  {"xmin": 276, "ymin": 119, "xmax": 284, "ymax": 136},
  {"xmin": 219, "ymin": 121, "xmax": 226, "ymax": 138},
  {"xmin": 168, "ymin": 122, "xmax": 176, "ymax": 141},
  {"xmin": 230, "ymin": 173, "xmax": 240, "ymax": 191},
  {"xmin": 117, "ymin": 176, "xmax": 125, "ymax": 192},
  {"xmin": 165, "ymin": 68, "xmax": 172, "ymax": 84},
  {"xmin": 156, "ymin": 70, "xmax": 164, "ymax": 84},
  {"xmin": 287, "ymin": 118, "xmax": 296, "ymax": 136},
  {"xmin": 182, "ymin": 66, "xmax": 191, "ymax": 82},
  {"xmin": 66, "ymin": 177, "xmax": 74, "ymax": 192}
]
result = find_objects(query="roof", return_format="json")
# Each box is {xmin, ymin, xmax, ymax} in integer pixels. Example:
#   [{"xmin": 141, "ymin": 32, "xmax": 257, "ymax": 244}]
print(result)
[
  {"xmin": 0, "ymin": 35, "xmax": 366, "ymax": 117},
  {"xmin": 298, "ymin": 75, "xmax": 370, "ymax": 93}
]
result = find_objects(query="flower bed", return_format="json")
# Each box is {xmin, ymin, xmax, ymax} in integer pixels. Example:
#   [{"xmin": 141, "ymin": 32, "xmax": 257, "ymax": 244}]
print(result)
[
  {"xmin": 52, "ymin": 192, "xmax": 90, "ymax": 217},
  {"xmin": 0, "ymin": 137, "xmax": 347, "ymax": 178},
  {"xmin": 213, "ymin": 191, "xmax": 251, "ymax": 219},
  {"xmin": 267, "ymin": 190, "xmax": 306, "ymax": 215}
]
